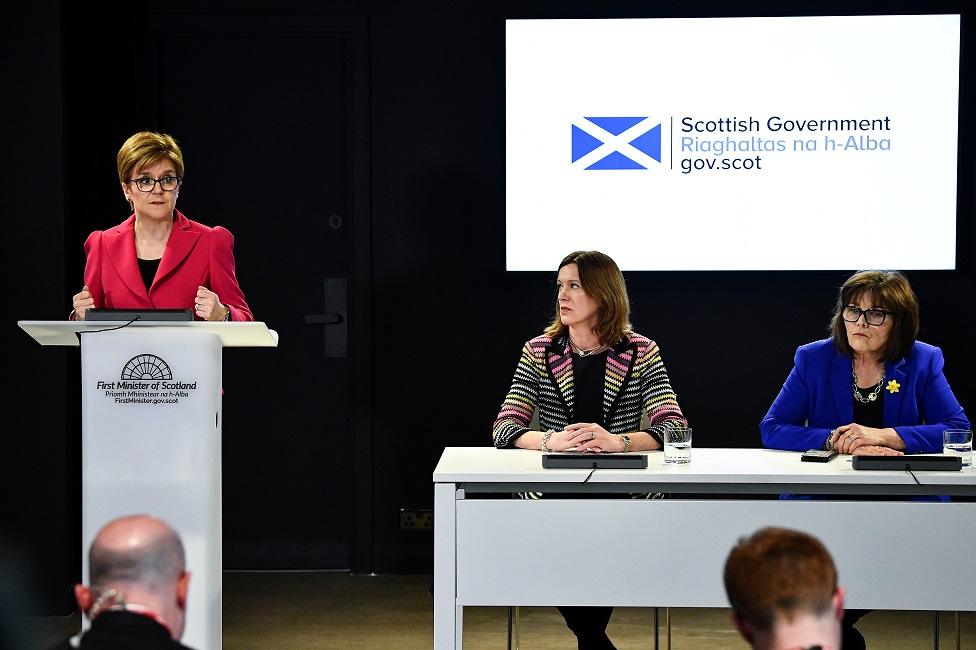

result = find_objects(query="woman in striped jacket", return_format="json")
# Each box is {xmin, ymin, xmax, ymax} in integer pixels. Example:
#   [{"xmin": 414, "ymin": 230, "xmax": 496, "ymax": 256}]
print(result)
[
  {"xmin": 492, "ymin": 250, "xmax": 687, "ymax": 454},
  {"xmin": 491, "ymin": 250, "xmax": 688, "ymax": 650}
]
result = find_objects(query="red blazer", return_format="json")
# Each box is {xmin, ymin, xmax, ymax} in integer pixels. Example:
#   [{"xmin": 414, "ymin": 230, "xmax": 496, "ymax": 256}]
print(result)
[{"xmin": 81, "ymin": 210, "xmax": 254, "ymax": 321}]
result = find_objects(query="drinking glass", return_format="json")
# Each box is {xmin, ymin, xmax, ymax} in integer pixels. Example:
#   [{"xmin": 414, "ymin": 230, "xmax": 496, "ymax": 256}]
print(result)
[
  {"xmin": 663, "ymin": 427, "xmax": 692, "ymax": 464},
  {"xmin": 943, "ymin": 429, "xmax": 973, "ymax": 467}
]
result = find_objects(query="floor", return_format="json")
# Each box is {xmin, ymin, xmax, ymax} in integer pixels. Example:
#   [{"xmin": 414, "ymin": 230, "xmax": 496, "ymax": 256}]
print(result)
[{"xmin": 27, "ymin": 572, "xmax": 976, "ymax": 649}]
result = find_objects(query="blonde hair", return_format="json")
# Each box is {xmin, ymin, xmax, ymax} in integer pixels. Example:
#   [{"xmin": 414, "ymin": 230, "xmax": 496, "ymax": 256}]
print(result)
[{"xmin": 117, "ymin": 131, "xmax": 185, "ymax": 186}]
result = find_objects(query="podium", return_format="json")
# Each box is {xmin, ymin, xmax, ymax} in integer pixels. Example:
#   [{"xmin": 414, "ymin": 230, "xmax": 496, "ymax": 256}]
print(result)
[{"xmin": 19, "ymin": 320, "xmax": 278, "ymax": 650}]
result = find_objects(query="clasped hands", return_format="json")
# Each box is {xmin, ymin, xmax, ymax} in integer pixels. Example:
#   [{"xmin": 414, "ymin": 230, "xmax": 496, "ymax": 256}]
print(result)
[
  {"xmin": 545, "ymin": 423, "xmax": 624, "ymax": 453},
  {"xmin": 831, "ymin": 423, "xmax": 904, "ymax": 456}
]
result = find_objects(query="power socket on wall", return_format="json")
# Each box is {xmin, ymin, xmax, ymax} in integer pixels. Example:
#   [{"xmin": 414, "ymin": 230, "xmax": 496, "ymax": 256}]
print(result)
[{"xmin": 400, "ymin": 509, "xmax": 433, "ymax": 531}]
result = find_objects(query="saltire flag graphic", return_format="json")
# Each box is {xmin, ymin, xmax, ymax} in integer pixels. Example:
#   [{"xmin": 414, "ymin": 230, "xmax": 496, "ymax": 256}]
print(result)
[{"xmin": 571, "ymin": 116, "xmax": 661, "ymax": 170}]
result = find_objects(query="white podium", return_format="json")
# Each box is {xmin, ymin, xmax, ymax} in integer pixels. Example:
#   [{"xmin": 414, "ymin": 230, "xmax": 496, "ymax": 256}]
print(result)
[{"xmin": 19, "ymin": 320, "xmax": 278, "ymax": 650}]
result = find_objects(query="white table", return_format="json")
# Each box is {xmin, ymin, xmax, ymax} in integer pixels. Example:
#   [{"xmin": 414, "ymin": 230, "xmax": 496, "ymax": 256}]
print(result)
[{"xmin": 433, "ymin": 447, "xmax": 976, "ymax": 649}]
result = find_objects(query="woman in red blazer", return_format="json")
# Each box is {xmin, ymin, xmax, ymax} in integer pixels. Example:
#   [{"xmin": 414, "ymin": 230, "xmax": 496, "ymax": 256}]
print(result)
[{"xmin": 71, "ymin": 131, "xmax": 253, "ymax": 322}]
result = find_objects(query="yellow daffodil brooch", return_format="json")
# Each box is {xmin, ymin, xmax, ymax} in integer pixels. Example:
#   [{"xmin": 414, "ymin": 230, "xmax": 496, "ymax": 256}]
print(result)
[{"xmin": 886, "ymin": 379, "xmax": 900, "ymax": 394}]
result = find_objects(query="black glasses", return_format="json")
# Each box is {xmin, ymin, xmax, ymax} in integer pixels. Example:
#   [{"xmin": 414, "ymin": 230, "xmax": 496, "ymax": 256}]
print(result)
[
  {"xmin": 842, "ymin": 305, "xmax": 895, "ymax": 326},
  {"xmin": 130, "ymin": 175, "xmax": 181, "ymax": 192}
]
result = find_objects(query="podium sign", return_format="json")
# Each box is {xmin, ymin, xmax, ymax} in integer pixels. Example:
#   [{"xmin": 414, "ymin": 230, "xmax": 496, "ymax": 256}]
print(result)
[
  {"xmin": 82, "ymin": 329, "xmax": 222, "ymax": 649},
  {"xmin": 19, "ymin": 320, "xmax": 277, "ymax": 650}
]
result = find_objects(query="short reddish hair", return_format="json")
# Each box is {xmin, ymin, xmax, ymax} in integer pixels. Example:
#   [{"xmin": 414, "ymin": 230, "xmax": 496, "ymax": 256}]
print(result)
[{"xmin": 723, "ymin": 527, "xmax": 837, "ymax": 631}]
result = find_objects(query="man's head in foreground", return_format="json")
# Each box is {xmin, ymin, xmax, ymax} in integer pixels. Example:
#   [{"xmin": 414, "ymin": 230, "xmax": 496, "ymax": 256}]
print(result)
[
  {"xmin": 724, "ymin": 527, "xmax": 844, "ymax": 650},
  {"xmin": 75, "ymin": 514, "xmax": 190, "ymax": 640}
]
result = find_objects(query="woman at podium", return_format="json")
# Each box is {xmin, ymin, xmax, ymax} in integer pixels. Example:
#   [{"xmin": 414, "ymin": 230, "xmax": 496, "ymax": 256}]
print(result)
[
  {"xmin": 70, "ymin": 131, "xmax": 253, "ymax": 322},
  {"xmin": 492, "ymin": 250, "xmax": 687, "ymax": 650},
  {"xmin": 761, "ymin": 269, "xmax": 968, "ymax": 456}
]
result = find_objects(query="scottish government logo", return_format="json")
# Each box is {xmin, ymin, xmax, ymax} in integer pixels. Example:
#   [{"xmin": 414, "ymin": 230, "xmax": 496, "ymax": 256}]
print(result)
[{"xmin": 571, "ymin": 116, "xmax": 662, "ymax": 170}]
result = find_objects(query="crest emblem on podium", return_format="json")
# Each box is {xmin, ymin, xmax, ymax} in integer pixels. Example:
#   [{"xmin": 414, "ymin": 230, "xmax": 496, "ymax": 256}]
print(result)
[{"xmin": 121, "ymin": 354, "xmax": 174, "ymax": 380}]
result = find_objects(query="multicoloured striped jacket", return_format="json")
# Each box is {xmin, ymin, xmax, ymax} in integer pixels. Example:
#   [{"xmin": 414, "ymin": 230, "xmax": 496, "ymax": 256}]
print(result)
[{"xmin": 492, "ymin": 331, "xmax": 687, "ymax": 448}]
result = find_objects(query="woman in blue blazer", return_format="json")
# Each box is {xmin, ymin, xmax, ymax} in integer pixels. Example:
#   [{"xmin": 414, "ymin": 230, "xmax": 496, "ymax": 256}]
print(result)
[
  {"xmin": 761, "ymin": 270, "xmax": 969, "ymax": 455},
  {"xmin": 761, "ymin": 270, "xmax": 970, "ymax": 650}
]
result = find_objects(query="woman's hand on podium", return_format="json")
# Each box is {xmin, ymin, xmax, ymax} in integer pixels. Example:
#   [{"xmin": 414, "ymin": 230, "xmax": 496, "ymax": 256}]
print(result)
[
  {"xmin": 71, "ymin": 285, "xmax": 94, "ymax": 320},
  {"xmin": 195, "ymin": 286, "xmax": 229, "ymax": 321}
]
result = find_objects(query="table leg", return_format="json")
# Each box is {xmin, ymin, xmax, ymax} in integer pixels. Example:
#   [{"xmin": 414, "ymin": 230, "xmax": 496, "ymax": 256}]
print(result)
[
  {"xmin": 507, "ymin": 606, "xmax": 520, "ymax": 649},
  {"xmin": 666, "ymin": 607, "xmax": 671, "ymax": 650},
  {"xmin": 434, "ymin": 483, "xmax": 461, "ymax": 649},
  {"xmin": 955, "ymin": 611, "xmax": 961, "ymax": 650},
  {"xmin": 653, "ymin": 607, "xmax": 659, "ymax": 650}
]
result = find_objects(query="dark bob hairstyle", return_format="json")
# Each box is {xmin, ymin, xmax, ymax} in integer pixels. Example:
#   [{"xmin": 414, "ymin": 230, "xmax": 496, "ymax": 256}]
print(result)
[{"xmin": 829, "ymin": 270, "xmax": 919, "ymax": 362}]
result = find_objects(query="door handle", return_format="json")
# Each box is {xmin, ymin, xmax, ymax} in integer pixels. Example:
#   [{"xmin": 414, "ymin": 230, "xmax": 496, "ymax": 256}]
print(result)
[
  {"xmin": 304, "ymin": 277, "xmax": 347, "ymax": 357},
  {"xmin": 305, "ymin": 314, "xmax": 343, "ymax": 325}
]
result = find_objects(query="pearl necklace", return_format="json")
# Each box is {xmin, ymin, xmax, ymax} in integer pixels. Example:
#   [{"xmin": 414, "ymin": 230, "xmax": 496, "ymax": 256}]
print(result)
[{"xmin": 852, "ymin": 362, "xmax": 885, "ymax": 403}]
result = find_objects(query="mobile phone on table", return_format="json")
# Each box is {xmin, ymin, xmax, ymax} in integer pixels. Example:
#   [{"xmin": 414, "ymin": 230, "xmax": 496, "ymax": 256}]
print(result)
[{"xmin": 801, "ymin": 449, "xmax": 839, "ymax": 462}]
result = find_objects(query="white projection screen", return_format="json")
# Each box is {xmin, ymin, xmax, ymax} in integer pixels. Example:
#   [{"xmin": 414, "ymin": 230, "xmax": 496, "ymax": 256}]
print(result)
[{"xmin": 505, "ymin": 15, "xmax": 961, "ymax": 271}]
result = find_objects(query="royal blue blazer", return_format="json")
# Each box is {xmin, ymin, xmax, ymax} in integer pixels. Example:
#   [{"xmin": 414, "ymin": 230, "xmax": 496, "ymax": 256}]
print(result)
[{"xmin": 761, "ymin": 339, "xmax": 969, "ymax": 453}]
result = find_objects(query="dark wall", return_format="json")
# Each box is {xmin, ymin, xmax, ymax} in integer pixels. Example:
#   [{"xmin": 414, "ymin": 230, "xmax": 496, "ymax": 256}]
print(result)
[
  {"xmin": 4, "ymin": 0, "xmax": 70, "ymax": 614},
  {"xmin": 9, "ymin": 0, "xmax": 974, "ymax": 610}
]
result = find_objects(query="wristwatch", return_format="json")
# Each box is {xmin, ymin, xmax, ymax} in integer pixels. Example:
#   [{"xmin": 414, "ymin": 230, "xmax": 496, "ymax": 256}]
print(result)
[
  {"xmin": 621, "ymin": 434, "xmax": 632, "ymax": 452},
  {"xmin": 824, "ymin": 429, "xmax": 836, "ymax": 450}
]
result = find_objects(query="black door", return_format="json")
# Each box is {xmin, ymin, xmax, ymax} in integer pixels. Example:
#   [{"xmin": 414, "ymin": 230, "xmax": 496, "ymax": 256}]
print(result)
[{"xmin": 139, "ymin": 12, "xmax": 372, "ymax": 571}]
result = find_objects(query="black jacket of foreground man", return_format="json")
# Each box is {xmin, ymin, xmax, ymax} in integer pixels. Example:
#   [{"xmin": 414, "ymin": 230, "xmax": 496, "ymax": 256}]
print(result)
[{"xmin": 49, "ymin": 611, "xmax": 195, "ymax": 650}]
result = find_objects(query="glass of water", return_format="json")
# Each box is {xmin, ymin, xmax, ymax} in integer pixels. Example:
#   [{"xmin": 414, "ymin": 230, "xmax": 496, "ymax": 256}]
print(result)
[
  {"xmin": 663, "ymin": 427, "xmax": 692, "ymax": 464},
  {"xmin": 944, "ymin": 429, "xmax": 973, "ymax": 467}
]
